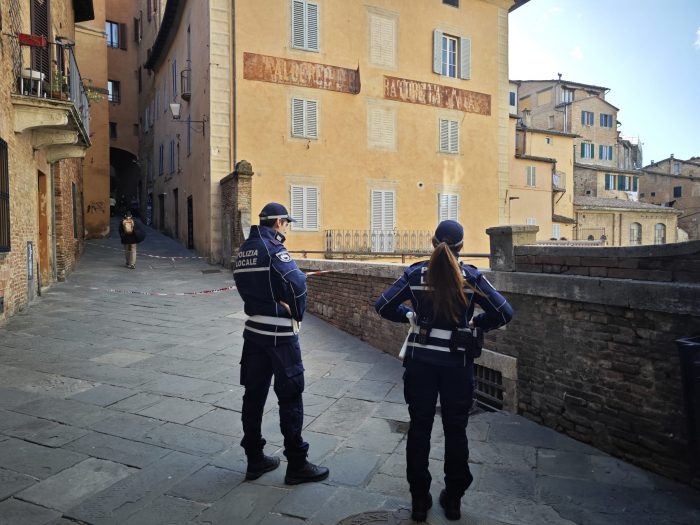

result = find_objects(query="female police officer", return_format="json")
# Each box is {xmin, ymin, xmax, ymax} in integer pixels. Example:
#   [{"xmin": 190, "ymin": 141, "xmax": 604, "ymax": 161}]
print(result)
[{"xmin": 375, "ymin": 220, "xmax": 513, "ymax": 521}]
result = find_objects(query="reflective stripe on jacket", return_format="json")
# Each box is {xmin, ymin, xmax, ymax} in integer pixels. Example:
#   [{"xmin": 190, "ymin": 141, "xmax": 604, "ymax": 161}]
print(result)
[
  {"xmin": 375, "ymin": 260, "xmax": 513, "ymax": 366},
  {"xmin": 233, "ymin": 225, "xmax": 307, "ymax": 346}
]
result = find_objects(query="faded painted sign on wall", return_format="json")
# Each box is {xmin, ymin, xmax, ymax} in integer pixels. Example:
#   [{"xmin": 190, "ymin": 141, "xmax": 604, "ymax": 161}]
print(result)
[
  {"xmin": 243, "ymin": 53, "xmax": 360, "ymax": 94},
  {"xmin": 383, "ymin": 76, "xmax": 491, "ymax": 116}
]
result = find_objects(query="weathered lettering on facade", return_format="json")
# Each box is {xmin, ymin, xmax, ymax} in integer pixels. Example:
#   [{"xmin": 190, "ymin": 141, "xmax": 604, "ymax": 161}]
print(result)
[
  {"xmin": 243, "ymin": 53, "xmax": 360, "ymax": 94},
  {"xmin": 383, "ymin": 76, "xmax": 491, "ymax": 116}
]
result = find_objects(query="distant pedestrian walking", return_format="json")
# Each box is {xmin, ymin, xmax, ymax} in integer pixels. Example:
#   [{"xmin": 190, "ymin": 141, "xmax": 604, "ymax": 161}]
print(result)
[
  {"xmin": 118, "ymin": 210, "xmax": 144, "ymax": 269},
  {"xmin": 232, "ymin": 202, "xmax": 329, "ymax": 485},
  {"xmin": 375, "ymin": 220, "xmax": 513, "ymax": 522}
]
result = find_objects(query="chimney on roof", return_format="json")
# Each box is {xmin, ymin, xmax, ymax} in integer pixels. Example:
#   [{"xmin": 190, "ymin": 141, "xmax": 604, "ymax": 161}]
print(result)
[
  {"xmin": 670, "ymin": 153, "xmax": 674, "ymax": 159},
  {"xmin": 557, "ymin": 72, "xmax": 562, "ymax": 81}
]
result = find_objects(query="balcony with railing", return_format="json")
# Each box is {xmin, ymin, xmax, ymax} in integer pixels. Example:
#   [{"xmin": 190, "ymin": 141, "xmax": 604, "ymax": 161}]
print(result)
[
  {"xmin": 11, "ymin": 34, "xmax": 91, "ymax": 162},
  {"xmin": 325, "ymin": 229, "xmax": 433, "ymax": 257}
]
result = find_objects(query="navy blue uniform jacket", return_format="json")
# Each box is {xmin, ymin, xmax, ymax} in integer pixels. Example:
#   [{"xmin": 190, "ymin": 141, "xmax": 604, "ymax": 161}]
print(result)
[
  {"xmin": 233, "ymin": 225, "xmax": 307, "ymax": 346},
  {"xmin": 375, "ymin": 261, "xmax": 513, "ymax": 366}
]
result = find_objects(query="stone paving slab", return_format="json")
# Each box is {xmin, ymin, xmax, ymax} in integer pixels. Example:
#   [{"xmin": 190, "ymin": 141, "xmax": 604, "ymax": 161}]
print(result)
[
  {"xmin": 166, "ymin": 465, "xmax": 245, "ymax": 503},
  {"xmin": 63, "ymin": 432, "xmax": 171, "ymax": 468},
  {"xmin": 0, "ymin": 468, "xmax": 36, "ymax": 500},
  {"xmin": 68, "ymin": 384, "xmax": 135, "ymax": 407},
  {"xmin": 0, "ymin": 438, "xmax": 86, "ymax": 479},
  {"xmin": 4, "ymin": 418, "xmax": 89, "ymax": 448},
  {"xmin": 0, "ymin": 498, "xmax": 61, "ymax": 525},
  {"xmin": 16, "ymin": 458, "xmax": 136, "ymax": 512}
]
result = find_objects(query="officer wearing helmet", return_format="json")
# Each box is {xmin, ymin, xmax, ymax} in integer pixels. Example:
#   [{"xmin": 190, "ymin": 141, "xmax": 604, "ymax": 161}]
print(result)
[
  {"xmin": 233, "ymin": 202, "xmax": 329, "ymax": 484},
  {"xmin": 375, "ymin": 220, "xmax": 513, "ymax": 522}
]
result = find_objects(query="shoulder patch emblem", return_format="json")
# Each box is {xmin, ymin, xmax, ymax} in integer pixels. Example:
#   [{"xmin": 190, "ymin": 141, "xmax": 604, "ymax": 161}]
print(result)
[{"xmin": 275, "ymin": 251, "xmax": 292, "ymax": 263}]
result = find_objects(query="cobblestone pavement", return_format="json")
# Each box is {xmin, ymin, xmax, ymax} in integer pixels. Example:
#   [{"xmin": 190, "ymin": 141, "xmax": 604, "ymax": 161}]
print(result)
[{"xmin": 0, "ymin": 221, "xmax": 698, "ymax": 525}]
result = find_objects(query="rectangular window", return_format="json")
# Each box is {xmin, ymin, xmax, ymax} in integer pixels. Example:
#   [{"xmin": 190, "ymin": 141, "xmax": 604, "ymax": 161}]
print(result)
[
  {"xmin": 443, "ymin": 0, "xmax": 459, "ymax": 6},
  {"xmin": 552, "ymin": 224, "xmax": 560, "ymax": 239},
  {"xmin": 439, "ymin": 119, "xmax": 459, "ymax": 154},
  {"xmin": 368, "ymin": 104, "xmax": 395, "ymax": 150},
  {"xmin": 107, "ymin": 80, "xmax": 120, "ymax": 103},
  {"xmin": 560, "ymin": 88, "xmax": 573, "ymax": 103},
  {"xmin": 71, "ymin": 183, "xmax": 78, "ymax": 239},
  {"xmin": 291, "ymin": 0, "xmax": 319, "ymax": 51},
  {"xmin": 581, "ymin": 143, "xmax": 594, "ymax": 159},
  {"xmin": 581, "ymin": 111, "xmax": 594, "ymax": 126},
  {"xmin": 441, "ymin": 34, "xmax": 458, "ymax": 78},
  {"xmin": 509, "ymin": 91, "xmax": 516, "ymax": 107},
  {"xmin": 106, "ymin": 21, "xmax": 120, "ymax": 48},
  {"xmin": 369, "ymin": 12, "xmax": 396, "ymax": 68},
  {"xmin": 433, "ymin": 30, "xmax": 470, "ymax": 80},
  {"xmin": 526, "ymin": 217, "xmax": 537, "ymax": 225},
  {"xmin": 290, "ymin": 185, "xmax": 319, "ymax": 231},
  {"xmin": 617, "ymin": 175, "xmax": 631, "ymax": 191},
  {"xmin": 172, "ymin": 58, "xmax": 177, "ymax": 99},
  {"xmin": 158, "ymin": 143, "xmax": 164, "ymax": 175},
  {"xmin": 438, "ymin": 193, "xmax": 459, "ymax": 221},
  {"xmin": 604, "ymin": 173, "xmax": 615, "ymax": 190},
  {"xmin": 169, "ymin": 140, "xmax": 175, "ymax": 174},
  {"xmin": 0, "ymin": 138, "xmax": 9, "ymax": 252},
  {"xmin": 598, "ymin": 145, "xmax": 613, "ymax": 161},
  {"xmin": 526, "ymin": 166, "xmax": 536, "ymax": 187},
  {"xmin": 600, "ymin": 113, "xmax": 613, "ymax": 128},
  {"xmin": 673, "ymin": 186, "xmax": 682, "ymax": 198},
  {"xmin": 633, "ymin": 177, "xmax": 638, "ymax": 192},
  {"xmin": 291, "ymin": 98, "xmax": 318, "ymax": 139},
  {"xmin": 672, "ymin": 163, "xmax": 681, "ymax": 175}
]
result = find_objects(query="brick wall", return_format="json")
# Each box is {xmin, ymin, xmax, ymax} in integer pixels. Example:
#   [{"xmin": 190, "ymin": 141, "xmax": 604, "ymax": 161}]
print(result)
[
  {"xmin": 54, "ymin": 159, "xmax": 85, "ymax": 281},
  {"xmin": 220, "ymin": 160, "xmax": 253, "ymax": 268},
  {"xmin": 514, "ymin": 240, "xmax": 700, "ymax": 282},
  {"xmin": 297, "ymin": 257, "xmax": 700, "ymax": 485}
]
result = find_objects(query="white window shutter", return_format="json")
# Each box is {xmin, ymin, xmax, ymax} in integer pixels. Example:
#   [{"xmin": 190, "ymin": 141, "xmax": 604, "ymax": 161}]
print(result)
[
  {"xmin": 449, "ymin": 120, "xmax": 459, "ymax": 153},
  {"xmin": 291, "ymin": 186, "xmax": 304, "ymax": 228},
  {"xmin": 439, "ymin": 119, "xmax": 450, "ymax": 152},
  {"xmin": 380, "ymin": 17, "xmax": 394, "ymax": 66},
  {"xmin": 305, "ymin": 100, "xmax": 318, "ymax": 138},
  {"xmin": 306, "ymin": 187, "xmax": 318, "ymax": 229},
  {"xmin": 370, "ymin": 16, "xmax": 382, "ymax": 64},
  {"xmin": 448, "ymin": 193, "xmax": 458, "ymax": 220},
  {"xmin": 371, "ymin": 190, "xmax": 383, "ymax": 230},
  {"xmin": 433, "ymin": 30, "xmax": 442, "ymax": 74},
  {"xmin": 291, "ymin": 98, "xmax": 305, "ymax": 137},
  {"xmin": 381, "ymin": 108, "xmax": 394, "ymax": 149},
  {"xmin": 292, "ymin": 0, "xmax": 305, "ymax": 48},
  {"xmin": 383, "ymin": 191, "xmax": 395, "ymax": 229},
  {"xmin": 306, "ymin": 2, "xmax": 319, "ymax": 51},
  {"xmin": 438, "ymin": 193, "xmax": 448, "ymax": 221},
  {"xmin": 459, "ymin": 37, "xmax": 471, "ymax": 80}
]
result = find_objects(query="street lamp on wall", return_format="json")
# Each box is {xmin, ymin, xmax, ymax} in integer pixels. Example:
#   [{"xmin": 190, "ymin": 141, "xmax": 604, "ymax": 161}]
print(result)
[{"xmin": 169, "ymin": 103, "xmax": 207, "ymax": 137}]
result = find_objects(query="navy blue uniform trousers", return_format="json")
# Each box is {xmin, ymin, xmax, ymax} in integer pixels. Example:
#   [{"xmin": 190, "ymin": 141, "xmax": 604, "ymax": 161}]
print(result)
[
  {"xmin": 403, "ymin": 358, "xmax": 475, "ymax": 498},
  {"xmin": 240, "ymin": 339, "xmax": 309, "ymax": 467}
]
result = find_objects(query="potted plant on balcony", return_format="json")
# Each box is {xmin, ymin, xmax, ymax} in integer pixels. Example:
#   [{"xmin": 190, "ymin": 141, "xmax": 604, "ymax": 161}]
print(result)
[{"xmin": 49, "ymin": 69, "xmax": 69, "ymax": 100}]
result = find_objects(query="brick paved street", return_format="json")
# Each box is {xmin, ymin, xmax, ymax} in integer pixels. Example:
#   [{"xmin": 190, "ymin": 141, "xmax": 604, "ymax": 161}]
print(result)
[{"xmin": 0, "ymin": 221, "xmax": 698, "ymax": 524}]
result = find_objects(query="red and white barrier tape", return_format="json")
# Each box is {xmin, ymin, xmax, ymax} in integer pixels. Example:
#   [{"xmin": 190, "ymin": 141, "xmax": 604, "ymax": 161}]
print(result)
[
  {"xmin": 82, "ymin": 285, "xmax": 236, "ymax": 296},
  {"xmin": 86, "ymin": 242, "xmax": 205, "ymax": 259}
]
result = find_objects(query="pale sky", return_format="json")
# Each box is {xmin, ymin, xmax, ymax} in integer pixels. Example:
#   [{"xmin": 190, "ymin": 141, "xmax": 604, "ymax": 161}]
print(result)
[{"xmin": 509, "ymin": 0, "xmax": 700, "ymax": 165}]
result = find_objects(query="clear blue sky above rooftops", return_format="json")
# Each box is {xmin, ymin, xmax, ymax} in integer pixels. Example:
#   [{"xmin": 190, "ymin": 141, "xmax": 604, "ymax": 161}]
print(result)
[{"xmin": 509, "ymin": 0, "xmax": 700, "ymax": 165}]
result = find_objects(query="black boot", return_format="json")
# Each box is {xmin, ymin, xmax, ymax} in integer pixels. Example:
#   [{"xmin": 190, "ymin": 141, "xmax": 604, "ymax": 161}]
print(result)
[
  {"xmin": 284, "ymin": 461, "xmax": 329, "ymax": 485},
  {"xmin": 439, "ymin": 489, "xmax": 461, "ymax": 520},
  {"xmin": 245, "ymin": 454, "xmax": 280, "ymax": 480},
  {"xmin": 411, "ymin": 493, "xmax": 433, "ymax": 522}
]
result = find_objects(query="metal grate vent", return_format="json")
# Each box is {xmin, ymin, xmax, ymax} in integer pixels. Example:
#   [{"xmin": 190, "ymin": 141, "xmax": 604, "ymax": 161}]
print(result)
[{"xmin": 474, "ymin": 364, "xmax": 505, "ymax": 411}]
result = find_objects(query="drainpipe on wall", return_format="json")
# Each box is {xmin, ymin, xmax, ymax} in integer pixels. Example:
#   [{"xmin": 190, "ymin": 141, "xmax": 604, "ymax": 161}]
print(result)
[{"xmin": 231, "ymin": 0, "xmax": 237, "ymax": 167}]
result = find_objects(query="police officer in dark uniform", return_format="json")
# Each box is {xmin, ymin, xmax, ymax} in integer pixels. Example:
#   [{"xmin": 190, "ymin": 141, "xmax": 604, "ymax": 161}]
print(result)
[
  {"xmin": 233, "ymin": 202, "xmax": 329, "ymax": 484},
  {"xmin": 375, "ymin": 220, "xmax": 513, "ymax": 521}
]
